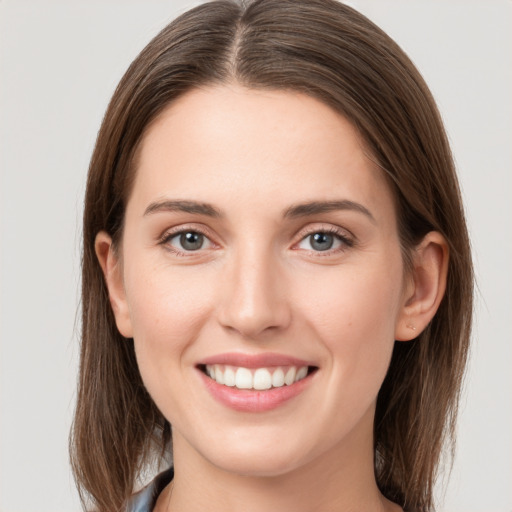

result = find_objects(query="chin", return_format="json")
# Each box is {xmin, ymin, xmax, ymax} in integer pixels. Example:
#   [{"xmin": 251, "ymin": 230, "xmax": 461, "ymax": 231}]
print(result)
[
  {"xmin": 210, "ymin": 453, "xmax": 304, "ymax": 478},
  {"xmin": 196, "ymin": 435, "xmax": 314, "ymax": 478}
]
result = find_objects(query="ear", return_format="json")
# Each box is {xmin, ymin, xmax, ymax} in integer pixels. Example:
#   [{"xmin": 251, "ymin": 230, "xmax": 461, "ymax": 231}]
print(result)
[
  {"xmin": 395, "ymin": 231, "xmax": 449, "ymax": 341},
  {"xmin": 95, "ymin": 231, "xmax": 134, "ymax": 338}
]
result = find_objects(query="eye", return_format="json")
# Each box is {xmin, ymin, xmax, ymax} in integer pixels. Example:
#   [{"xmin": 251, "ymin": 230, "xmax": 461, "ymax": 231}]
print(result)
[
  {"xmin": 164, "ymin": 230, "xmax": 213, "ymax": 253},
  {"xmin": 296, "ymin": 230, "xmax": 351, "ymax": 252}
]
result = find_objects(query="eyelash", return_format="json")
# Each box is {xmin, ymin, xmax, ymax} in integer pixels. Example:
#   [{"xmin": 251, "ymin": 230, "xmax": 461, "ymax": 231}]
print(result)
[
  {"xmin": 158, "ymin": 224, "xmax": 354, "ymax": 257},
  {"xmin": 293, "ymin": 225, "xmax": 354, "ymax": 256},
  {"xmin": 158, "ymin": 225, "xmax": 215, "ymax": 257}
]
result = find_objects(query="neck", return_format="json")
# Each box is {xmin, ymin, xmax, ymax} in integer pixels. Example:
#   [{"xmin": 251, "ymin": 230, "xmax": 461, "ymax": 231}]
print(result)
[{"xmin": 161, "ymin": 409, "xmax": 401, "ymax": 512}]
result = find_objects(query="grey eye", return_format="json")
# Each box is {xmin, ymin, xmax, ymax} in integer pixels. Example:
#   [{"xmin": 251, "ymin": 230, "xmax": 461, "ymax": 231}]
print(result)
[
  {"xmin": 179, "ymin": 231, "xmax": 204, "ymax": 251},
  {"xmin": 297, "ymin": 231, "xmax": 347, "ymax": 252},
  {"xmin": 309, "ymin": 232, "xmax": 334, "ymax": 251},
  {"xmin": 163, "ymin": 229, "xmax": 214, "ymax": 255}
]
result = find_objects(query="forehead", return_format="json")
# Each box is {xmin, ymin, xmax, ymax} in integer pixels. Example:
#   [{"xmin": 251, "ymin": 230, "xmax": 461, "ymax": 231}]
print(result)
[{"xmin": 129, "ymin": 84, "xmax": 394, "ymax": 220}]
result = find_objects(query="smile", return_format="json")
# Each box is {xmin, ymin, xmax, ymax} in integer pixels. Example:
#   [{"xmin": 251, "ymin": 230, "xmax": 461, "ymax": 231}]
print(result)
[
  {"xmin": 204, "ymin": 364, "xmax": 310, "ymax": 390},
  {"xmin": 197, "ymin": 353, "xmax": 318, "ymax": 412}
]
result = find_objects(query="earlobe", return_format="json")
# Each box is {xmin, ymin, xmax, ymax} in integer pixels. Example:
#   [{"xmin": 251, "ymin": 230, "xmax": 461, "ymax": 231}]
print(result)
[
  {"xmin": 94, "ymin": 231, "xmax": 134, "ymax": 338},
  {"xmin": 395, "ymin": 231, "xmax": 449, "ymax": 341}
]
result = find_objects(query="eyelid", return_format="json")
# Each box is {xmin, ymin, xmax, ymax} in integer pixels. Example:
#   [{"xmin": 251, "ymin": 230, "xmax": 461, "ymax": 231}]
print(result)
[
  {"xmin": 292, "ymin": 223, "xmax": 355, "ymax": 252},
  {"xmin": 158, "ymin": 223, "xmax": 219, "ymax": 255},
  {"xmin": 157, "ymin": 222, "xmax": 355, "ymax": 256}
]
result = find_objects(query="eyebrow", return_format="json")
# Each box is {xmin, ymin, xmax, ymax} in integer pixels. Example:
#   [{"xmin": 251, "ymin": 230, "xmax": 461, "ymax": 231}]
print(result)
[
  {"xmin": 143, "ymin": 199, "xmax": 222, "ymax": 218},
  {"xmin": 143, "ymin": 198, "xmax": 375, "ymax": 223},
  {"xmin": 283, "ymin": 200, "xmax": 376, "ymax": 223}
]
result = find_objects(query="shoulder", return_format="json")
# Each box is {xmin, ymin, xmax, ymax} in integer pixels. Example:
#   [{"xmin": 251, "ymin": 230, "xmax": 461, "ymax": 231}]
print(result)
[{"xmin": 125, "ymin": 468, "xmax": 174, "ymax": 512}]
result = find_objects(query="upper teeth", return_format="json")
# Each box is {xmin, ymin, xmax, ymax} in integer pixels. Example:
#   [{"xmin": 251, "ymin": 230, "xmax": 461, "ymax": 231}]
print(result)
[{"xmin": 205, "ymin": 364, "xmax": 309, "ymax": 390}]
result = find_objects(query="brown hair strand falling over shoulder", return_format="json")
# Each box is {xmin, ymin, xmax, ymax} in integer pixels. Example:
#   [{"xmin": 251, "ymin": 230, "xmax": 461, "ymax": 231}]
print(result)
[{"xmin": 70, "ymin": 1, "xmax": 473, "ymax": 511}]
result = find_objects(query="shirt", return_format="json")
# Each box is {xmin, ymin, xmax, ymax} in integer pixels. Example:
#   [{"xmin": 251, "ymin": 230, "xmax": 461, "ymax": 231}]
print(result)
[{"xmin": 126, "ymin": 468, "xmax": 174, "ymax": 512}]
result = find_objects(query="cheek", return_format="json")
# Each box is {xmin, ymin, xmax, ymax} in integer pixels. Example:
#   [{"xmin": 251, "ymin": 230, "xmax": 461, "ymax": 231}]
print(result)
[
  {"xmin": 124, "ymin": 261, "xmax": 214, "ymax": 381},
  {"xmin": 126, "ymin": 258, "xmax": 211, "ymax": 334},
  {"xmin": 301, "ymin": 260, "xmax": 403, "ymax": 388}
]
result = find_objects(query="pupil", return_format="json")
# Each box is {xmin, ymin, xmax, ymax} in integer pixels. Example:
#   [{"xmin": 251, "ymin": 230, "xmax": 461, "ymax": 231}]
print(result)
[
  {"xmin": 180, "ymin": 232, "xmax": 203, "ymax": 251},
  {"xmin": 311, "ymin": 232, "xmax": 333, "ymax": 251}
]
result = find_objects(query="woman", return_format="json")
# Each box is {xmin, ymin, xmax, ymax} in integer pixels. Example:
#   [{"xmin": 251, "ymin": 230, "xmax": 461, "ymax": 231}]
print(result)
[{"xmin": 70, "ymin": 1, "xmax": 473, "ymax": 511}]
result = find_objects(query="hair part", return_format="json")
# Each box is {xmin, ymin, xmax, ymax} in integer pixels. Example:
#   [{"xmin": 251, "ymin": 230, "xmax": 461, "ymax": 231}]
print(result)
[{"xmin": 71, "ymin": 1, "xmax": 473, "ymax": 511}]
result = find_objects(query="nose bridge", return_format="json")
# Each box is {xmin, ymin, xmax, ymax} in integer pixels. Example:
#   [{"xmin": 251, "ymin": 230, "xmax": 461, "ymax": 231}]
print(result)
[{"xmin": 217, "ymin": 238, "xmax": 290, "ymax": 338}]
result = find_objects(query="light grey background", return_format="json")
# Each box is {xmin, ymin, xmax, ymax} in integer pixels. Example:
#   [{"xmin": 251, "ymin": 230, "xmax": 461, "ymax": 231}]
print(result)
[{"xmin": 1, "ymin": 1, "xmax": 511, "ymax": 511}]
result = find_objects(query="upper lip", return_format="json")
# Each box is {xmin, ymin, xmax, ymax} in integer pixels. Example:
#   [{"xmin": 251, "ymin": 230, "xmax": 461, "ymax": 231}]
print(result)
[{"xmin": 198, "ymin": 352, "xmax": 316, "ymax": 369}]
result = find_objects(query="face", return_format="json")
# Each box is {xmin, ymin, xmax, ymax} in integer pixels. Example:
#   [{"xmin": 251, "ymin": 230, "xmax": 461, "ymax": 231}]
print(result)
[{"xmin": 104, "ymin": 85, "xmax": 413, "ymax": 477}]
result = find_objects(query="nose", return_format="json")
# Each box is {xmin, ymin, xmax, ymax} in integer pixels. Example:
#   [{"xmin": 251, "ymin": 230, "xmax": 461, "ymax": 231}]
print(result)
[{"xmin": 216, "ymin": 245, "xmax": 292, "ymax": 339}]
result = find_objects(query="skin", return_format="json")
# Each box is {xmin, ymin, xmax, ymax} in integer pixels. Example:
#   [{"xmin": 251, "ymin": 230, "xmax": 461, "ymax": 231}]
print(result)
[{"xmin": 96, "ymin": 84, "xmax": 448, "ymax": 512}]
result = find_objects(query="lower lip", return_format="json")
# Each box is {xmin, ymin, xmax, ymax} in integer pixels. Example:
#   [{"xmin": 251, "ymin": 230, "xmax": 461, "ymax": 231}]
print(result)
[{"xmin": 198, "ymin": 370, "xmax": 314, "ymax": 412}]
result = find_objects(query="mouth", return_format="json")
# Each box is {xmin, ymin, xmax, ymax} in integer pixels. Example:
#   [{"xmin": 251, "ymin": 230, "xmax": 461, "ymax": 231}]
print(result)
[
  {"xmin": 198, "ymin": 364, "xmax": 318, "ymax": 391},
  {"xmin": 196, "ymin": 353, "xmax": 319, "ymax": 412}
]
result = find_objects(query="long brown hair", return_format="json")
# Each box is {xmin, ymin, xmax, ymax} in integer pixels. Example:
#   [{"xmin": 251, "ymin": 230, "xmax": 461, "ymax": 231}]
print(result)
[{"xmin": 70, "ymin": 1, "xmax": 473, "ymax": 511}]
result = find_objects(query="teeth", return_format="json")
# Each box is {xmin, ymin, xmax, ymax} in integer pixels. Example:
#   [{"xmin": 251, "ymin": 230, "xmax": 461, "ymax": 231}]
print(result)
[
  {"xmin": 272, "ymin": 368, "xmax": 285, "ymax": 387},
  {"xmin": 224, "ymin": 367, "xmax": 236, "ymax": 387},
  {"xmin": 205, "ymin": 364, "xmax": 310, "ymax": 390},
  {"xmin": 235, "ymin": 367, "xmax": 253, "ymax": 389},
  {"xmin": 295, "ymin": 366, "xmax": 308, "ymax": 381},
  {"xmin": 284, "ymin": 367, "xmax": 296, "ymax": 385},
  {"xmin": 214, "ymin": 366, "xmax": 224, "ymax": 385},
  {"xmin": 253, "ymin": 368, "xmax": 272, "ymax": 390}
]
